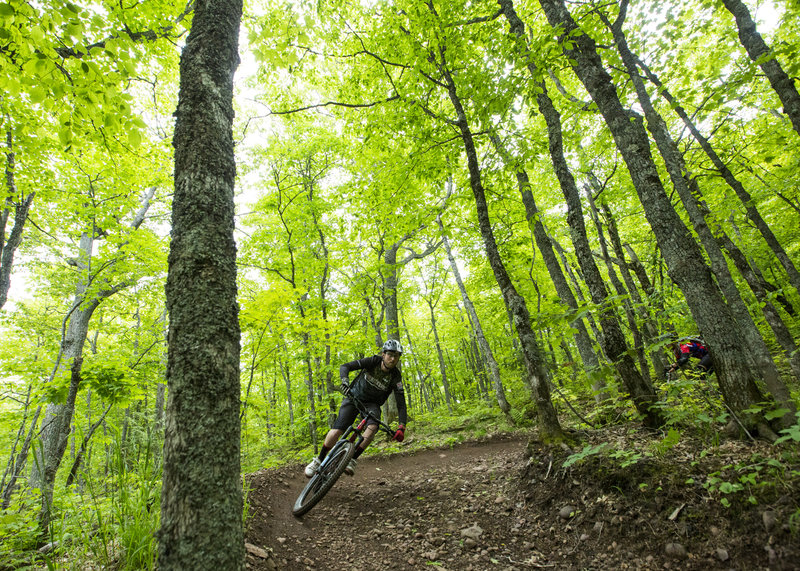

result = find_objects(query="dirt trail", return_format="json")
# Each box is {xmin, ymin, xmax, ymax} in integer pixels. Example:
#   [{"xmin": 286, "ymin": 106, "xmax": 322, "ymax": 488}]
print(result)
[{"xmin": 243, "ymin": 430, "xmax": 798, "ymax": 570}]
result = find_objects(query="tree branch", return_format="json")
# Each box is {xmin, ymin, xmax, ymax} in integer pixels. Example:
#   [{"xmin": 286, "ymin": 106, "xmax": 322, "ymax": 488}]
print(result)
[{"xmin": 270, "ymin": 95, "xmax": 400, "ymax": 115}]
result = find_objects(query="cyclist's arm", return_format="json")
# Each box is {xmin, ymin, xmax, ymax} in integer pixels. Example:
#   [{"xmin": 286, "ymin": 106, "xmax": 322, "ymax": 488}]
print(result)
[
  {"xmin": 394, "ymin": 378, "xmax": 408, "ymax": 426},
  {"xmin": 675, "ymin": 345, "xmax": 691, "ymax": 367}
]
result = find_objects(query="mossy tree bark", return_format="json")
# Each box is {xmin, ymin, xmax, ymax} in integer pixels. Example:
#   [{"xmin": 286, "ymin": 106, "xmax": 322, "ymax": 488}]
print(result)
[{"xmin": 158, "ymin": 0, "xmax": 244, "ymax": 566}]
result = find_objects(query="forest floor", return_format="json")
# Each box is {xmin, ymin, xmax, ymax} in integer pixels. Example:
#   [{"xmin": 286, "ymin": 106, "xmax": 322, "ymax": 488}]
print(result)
[{"xmin": 244, "ymin": 425, "xmax": 799, "ymax": 571}]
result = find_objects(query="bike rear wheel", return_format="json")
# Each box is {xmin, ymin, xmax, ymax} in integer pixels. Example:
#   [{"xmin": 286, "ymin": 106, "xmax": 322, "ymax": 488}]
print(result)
[{"xmin": 292, "ymin": 440, "xmax": 356, "ymax": 517}]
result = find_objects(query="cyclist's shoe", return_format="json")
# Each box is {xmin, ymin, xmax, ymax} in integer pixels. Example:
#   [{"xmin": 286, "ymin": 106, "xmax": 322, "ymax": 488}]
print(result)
[
  {"xmin": 304, "ymin": 457, "xmax": 321, "ymax": 478},
  {"xmin": 345, "ymin": 458, "xmax": 357, "ymax": 476}
]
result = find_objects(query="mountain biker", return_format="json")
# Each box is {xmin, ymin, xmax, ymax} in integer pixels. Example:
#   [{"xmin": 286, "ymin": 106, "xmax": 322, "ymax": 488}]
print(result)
[
  {"xmin": 305, "ymin": 339, "xmax": 407, "ymax": 478},
  {"xmin": 667, "ymin": 337, "xmax": 714, "ymax": 377}
]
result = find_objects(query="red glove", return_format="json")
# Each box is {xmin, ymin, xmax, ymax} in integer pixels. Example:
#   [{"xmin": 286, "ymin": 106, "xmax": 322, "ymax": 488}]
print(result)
[{"xmin": 393, "ymin": 424, "xmax": 406, "ymax": 442}]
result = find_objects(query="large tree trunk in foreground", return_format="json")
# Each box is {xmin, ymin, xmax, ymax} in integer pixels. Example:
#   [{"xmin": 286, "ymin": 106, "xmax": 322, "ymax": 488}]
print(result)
[
  {"xmin": 158, "ymin": 0, "xmax": 244, "ymax": 567},
  {"xmin": 539, "ymin": 0, "xmax": 767, "ymax": 430}
]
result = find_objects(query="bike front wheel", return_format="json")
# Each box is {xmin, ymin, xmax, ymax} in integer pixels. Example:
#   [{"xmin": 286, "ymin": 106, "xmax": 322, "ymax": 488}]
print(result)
[{"xmin": 292, "ymin": 440, "xmax": 356, "ymax": 517}]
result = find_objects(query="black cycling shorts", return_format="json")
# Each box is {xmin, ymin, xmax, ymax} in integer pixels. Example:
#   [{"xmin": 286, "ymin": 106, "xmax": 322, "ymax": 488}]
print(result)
[
  {"xmin": 332, "ymin": 398, "xmax": 381, "ymax": 431},
  {"xmin": 698, "ymin": 354, "xmax": 714, "ymax": 373}
]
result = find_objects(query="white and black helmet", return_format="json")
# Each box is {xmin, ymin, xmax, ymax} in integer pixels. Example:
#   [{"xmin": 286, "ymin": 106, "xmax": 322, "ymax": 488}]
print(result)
[{"xmin": 382, "ymin": 339, "xmax": 403, "ymax": 354}]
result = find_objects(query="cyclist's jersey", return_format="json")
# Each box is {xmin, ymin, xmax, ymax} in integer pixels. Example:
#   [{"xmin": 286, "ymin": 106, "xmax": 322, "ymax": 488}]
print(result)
[
  {"xmin": 676, "ymin": 340, "xmax": 708, "ymax": 365},
  {"xmin": 340, "ymin": 355, "xmax": 407, "ymax": 425}
]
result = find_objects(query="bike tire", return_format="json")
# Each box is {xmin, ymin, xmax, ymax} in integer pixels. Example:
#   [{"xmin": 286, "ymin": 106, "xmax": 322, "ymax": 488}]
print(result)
[{"xmin": 292, "ymin": 440, "xmax": 356, "ymax": 517}]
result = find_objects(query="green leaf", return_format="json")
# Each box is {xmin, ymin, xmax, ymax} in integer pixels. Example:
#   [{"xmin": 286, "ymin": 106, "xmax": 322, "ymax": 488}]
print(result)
[
  {"xmin": 58, "ymin": 125, "xmax": 72, "ymax": 146},
  {"xmin": 764, "ymin": 408, "xmax": 790, "ymax": 421},
  {"xmin": 29, "ymin": 85, "xmax": 47, "ymax": 103},
  {"xmin": 128, "ymin": 128, "xmax": 142, "ymax": 148}
]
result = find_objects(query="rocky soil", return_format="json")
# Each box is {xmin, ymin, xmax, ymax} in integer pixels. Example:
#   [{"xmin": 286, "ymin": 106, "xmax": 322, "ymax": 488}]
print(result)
[{"xmin": 244, "ymin": 426, "xmax": 799, "ymax": 570}]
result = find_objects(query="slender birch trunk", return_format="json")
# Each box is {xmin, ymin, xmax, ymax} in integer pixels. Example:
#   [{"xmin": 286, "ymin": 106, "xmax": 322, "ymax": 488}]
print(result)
[
  {"xmin": 434, "ymin": 43, "xmax": 565, "ymax": 441},
  {"xmin": 490, "ymin": 131, "xmax": 606, "ymax": 402},
  {"xmin": 438, "ymin": 216, "xmax": 512, "ymax": 417}
]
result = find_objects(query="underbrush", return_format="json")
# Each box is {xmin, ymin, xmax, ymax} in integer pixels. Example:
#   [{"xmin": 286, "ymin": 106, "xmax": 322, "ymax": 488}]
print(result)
[
  {"xmin": 555, "ymin": 419, "xmax": 800, "ymax": 518},
  {"xmin": 5, "ymin": 393, "xmax": 798, "ymax": 569},
  {"xmin": 0, "ymin": 435, "xmax": 161, "ymax": 571}
]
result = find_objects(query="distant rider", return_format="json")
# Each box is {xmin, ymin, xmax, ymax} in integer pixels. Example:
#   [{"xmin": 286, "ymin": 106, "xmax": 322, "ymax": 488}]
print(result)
[
  {"xmin": 667, "ymin": 338, "xmax": 714, "ymax": 377},
  {"xmin": 305, "ymin": 339, "xmax": 407, "ymax": 477}
]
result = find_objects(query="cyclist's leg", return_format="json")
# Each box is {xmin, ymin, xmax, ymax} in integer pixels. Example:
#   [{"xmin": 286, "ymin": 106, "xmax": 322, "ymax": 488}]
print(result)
[
  {"xmin": 353, "ymin": 402, "xmax": 382, "ymax": 456},
  {"xmin": 322, "ymin": 428, "xmax": 343, "ymax": 449},
  {"xmin": 324, "ymin": 400, "xmax": 357, "ymax": 445},
  {"xmin": 698, "ymin": 354, "xmax": 714, "ymax": 377},
  {"xmin": 306, "ymin": 400, "xmax": 357, "ymax": 476}
]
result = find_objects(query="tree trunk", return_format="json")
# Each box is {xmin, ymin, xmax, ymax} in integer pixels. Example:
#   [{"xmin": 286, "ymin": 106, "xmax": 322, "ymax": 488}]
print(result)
[
  {"xmin": 721, "ymin": 0, "xmax": 800, "ymax": 136},
  {"xmin": 716, "ymin": 227, "xmax": 800, "ymax": 383},
  {"xmin": 435, "ymin": 44, "xmax": 565, "ymax": 442},
  {"xmin": 539, "ymin": 0, "xmax": 767, "ymax": 430},
  {"xmin": 428, "ymin": 299, "xmax": 453, "ymax": 413},
  {"xmin": 439, "ymin": 216, "xmax": 511, "ymax": 417},
  {"xmin": 383, "ymin": 248, "xmax": 402, "ymax": 423},
  {"xmin": 552, "ymin": 236, "xmax": 603, "ymax": 344},
  {"xmin": 158, "ymin": 0, "xmax": 244, "ymax": 566},
  {"xmin": 381, "ymin": 232, "xmax": 442, "ymax": 422},
  {"xmin": 583, "ymin": 182, "xmax": 652, "ymax": 387},
  {"xmin": 490, "ymin": 130, "xmax": 605, "ymax": 402},
  {"xmin": 302, "ymin": 331, "xmax": 319, "ymax": 451},
  {"xmin": 635, "ymin": 56, "xmax": 800, "ymax": 297},
  {"xmin": 1, "ymin": 130, "xmax": 35, "ymax": 310},
  {"xmin": 32, "ymin": 233, "xmax": 103, "ymax": 531},
  {"xmin": 402, "ymin": 308, "xmax": 430, "ymax": 412},
  {"xmin": 600, "ymin": 201, "xmax": 668, "ymax": 377},
  {"xmin": 2, "ymin": 404, "xmax": 41, "ymax": 510},
  {"xmin": 280, "ymin": 359, "xmax": 296, "ymax": 438},
  {"xmin": 605, "ymin": 7, "xmax": 793, "ymax": 426},
  {"xmin": 0, "ymin": 194, "xmax": 33, "ymax": 303},
  {"xmin": 38, "ymin": 358, "xmax": 83, "ymax": 531},
  {"xmin": 65, "ymin": 405, "xmax": 112, "ymax": 487}
]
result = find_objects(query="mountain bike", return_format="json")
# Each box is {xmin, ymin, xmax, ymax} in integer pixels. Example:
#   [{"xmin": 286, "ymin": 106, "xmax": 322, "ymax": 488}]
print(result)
[{"xmin": 292, "ymin": 389, "xmax": 397, "ymax": 517}]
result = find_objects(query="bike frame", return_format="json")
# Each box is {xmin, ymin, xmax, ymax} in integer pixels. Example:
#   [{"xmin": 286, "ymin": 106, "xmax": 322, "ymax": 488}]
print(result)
[{"xmin": 315, "ymin": 393, "xmax": 395, "ymax": 473}]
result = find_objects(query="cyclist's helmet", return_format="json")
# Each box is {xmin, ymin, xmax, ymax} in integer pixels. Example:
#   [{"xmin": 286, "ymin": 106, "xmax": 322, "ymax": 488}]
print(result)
[{"xmin": 382, "ymin": 339, "xmax": 403, "ymax": 354}]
